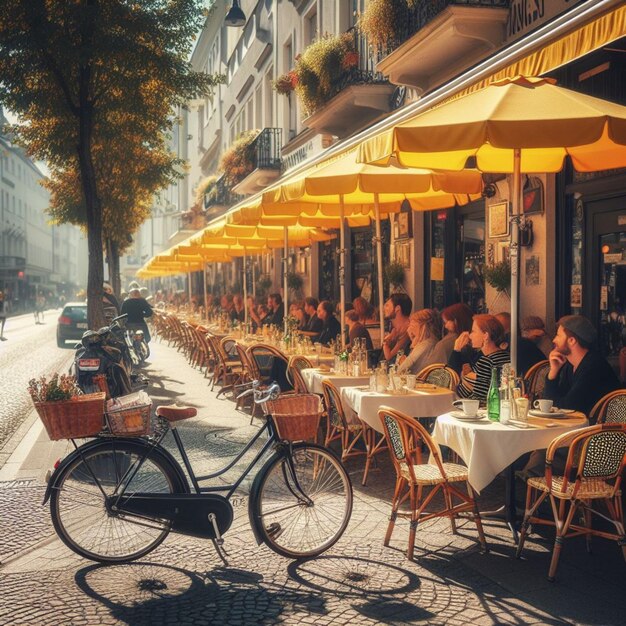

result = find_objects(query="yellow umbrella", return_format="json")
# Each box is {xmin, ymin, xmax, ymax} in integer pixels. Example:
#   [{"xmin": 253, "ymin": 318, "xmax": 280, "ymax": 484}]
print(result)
[
  {"xmin": 259, "ymin": 150, "xmax": 482, "ymax": 346},
  {"xmin": 358, "ymin": 75, "xmax": 626, "ymax": 367}
]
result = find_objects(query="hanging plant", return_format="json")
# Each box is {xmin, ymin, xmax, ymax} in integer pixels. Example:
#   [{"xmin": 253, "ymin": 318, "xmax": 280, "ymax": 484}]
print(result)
[
  {"xmin": 272, "ymin": 70, "xmax": 298, "ymax": 96},
  {"xmin": 287, "ymin": 272, "xmax": 304, "ymax": 294},
  {"xmin": 219, "ymin": 130, "xmax": 259, "ymax": 187},
  {"xmin": 484, "ymin": 260, "xmax": 511, "ymax": 296},
  {"xmin": 357, "ymin": 0, "xmax": 411, "ymax": 54},
  {"xmin": 257, "ymin": 275, "xmax": 273, "ymax": 295},
  {"xmin": 384, "ymin": 261, "xmax": 405, "ymax": 292},
  {"xmin": 195, "ymin": 175, "xmax": 218, "ymax": 206},
  {"xmin": 293, "ymin": 33, "xmax": 357, "ymax": 116}
]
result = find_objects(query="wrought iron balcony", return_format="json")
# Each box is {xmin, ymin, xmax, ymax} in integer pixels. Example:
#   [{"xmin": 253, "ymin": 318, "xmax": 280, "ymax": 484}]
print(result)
[
  {"xmin": 302, "ymin": 28, "xmax": 394, "ymax": 138},
  {"xmin": 231, "ymin": 128, "xmax": 283, "ymax": 195},
  {"xmin": 204, "ymin": 175, "xmax": 238, "ymax": 212},
  {"xmin": 377, "ymin": 0, "xmax": 510, "ymax": 93},
  {"xmin": 399, "ymin": 0, "xmax": 509, "ymax": 47}
]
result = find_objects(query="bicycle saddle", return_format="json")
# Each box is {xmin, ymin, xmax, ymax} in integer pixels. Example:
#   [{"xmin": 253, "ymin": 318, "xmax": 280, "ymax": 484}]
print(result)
[{"xmin": 156, "ymin": 406, "xmax": 198, "ymax": 422}]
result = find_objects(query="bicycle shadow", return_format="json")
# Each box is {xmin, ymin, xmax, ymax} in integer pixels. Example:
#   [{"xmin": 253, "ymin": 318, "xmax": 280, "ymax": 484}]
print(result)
[
  {"xmin": 287, "ymin": 555, "xmax": 430, "ymax": 624},
  {"xmin": 74, "ymin": 562, "xmax": 327, "ymax": 624}
]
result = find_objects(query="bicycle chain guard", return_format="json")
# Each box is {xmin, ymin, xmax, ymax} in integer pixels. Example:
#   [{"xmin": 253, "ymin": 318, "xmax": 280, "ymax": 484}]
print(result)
[{"xmin": 111, "ymin": 493, "xmax": 234, "ymax": 540}]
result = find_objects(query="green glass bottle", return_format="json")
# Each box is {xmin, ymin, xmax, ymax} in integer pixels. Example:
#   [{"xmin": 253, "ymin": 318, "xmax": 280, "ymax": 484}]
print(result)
[{"xmin": 487, "ymin": 366, "xmax": 500, "ymax": 422}]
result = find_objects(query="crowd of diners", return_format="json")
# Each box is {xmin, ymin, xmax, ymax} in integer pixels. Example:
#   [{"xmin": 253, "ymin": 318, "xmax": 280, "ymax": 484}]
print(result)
[{"xmin": 205, "ymin": 290, "xmax": 621, "ymax": 422}]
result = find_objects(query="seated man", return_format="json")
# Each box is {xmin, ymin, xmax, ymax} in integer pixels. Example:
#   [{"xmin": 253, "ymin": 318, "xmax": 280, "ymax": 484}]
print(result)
[
  {"xmin": 299, "ymin": 297, "xmax": 323, "ymax": 340},
  {"xmin": 543, "ymin": 314, "xmax": 620, "ymax": 419},
  {"xmin": 381, "ymin": 293, "xmax": 412, "ymax": 363}
]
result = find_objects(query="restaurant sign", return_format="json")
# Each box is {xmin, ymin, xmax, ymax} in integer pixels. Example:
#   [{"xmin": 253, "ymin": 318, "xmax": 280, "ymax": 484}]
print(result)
[{"xmin": 506, "ymin": 0, "xmax": 583, "ymax": 42}]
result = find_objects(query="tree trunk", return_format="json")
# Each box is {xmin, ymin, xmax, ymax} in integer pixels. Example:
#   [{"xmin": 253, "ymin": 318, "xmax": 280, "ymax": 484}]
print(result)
[{"xmin": 110, "ymin": 239, "xmax": 121, "ymax": 297}]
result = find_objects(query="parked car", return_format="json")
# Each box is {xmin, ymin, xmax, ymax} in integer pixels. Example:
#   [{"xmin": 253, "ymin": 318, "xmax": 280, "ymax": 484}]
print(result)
[{"xmin": 57, "ymin": 302, "xmax": 89, "ymax": 348}]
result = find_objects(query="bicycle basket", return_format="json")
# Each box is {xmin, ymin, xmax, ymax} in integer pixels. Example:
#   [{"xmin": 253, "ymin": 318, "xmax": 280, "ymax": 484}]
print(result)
[
  {"xmin": 105, "ymin": 392, "xmax": 152, "ymax": 436},
  {"xmin": 34, "ymin": 392, "xmax": 106, "ymax": 441},
  {"xmin": 266, "ymin": 394, "xmax": 322, "ymax": 442}
]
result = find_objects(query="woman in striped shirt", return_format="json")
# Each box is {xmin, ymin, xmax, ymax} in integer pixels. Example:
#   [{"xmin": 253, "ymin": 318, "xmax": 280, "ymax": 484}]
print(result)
[{"xmin": 449, "ymin": 314, "xmax": 510, "ymax": 400}]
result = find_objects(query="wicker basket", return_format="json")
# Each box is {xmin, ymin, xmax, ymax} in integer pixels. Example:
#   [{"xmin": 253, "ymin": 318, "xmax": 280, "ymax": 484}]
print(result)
[
  {"xmin": 266, "ymin": 394, "xmax": 322, "ymax": 442},
  {"xmin": 34, "ymin": 392, "xmax": 106, "ymax": 441},
  {"xmin": 106, "ymin": 403, "xmax": 152, "ymax": 436}
]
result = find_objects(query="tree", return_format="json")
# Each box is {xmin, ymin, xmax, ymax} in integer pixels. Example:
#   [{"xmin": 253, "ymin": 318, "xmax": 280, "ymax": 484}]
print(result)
[{"xmin": 0, "ymin": 0, "xmax": 221, "ymax": 328}]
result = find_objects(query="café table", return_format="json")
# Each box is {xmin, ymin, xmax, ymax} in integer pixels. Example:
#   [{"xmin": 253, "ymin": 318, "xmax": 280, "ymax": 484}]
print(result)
[
  {"xmin": 432, "ymin": 410, "xmax": 588, "ymax": 538},
  {"xmin": 300, "ymin": 367, "xmax": 370, "ymax": 394},
  {"xmin": 341, "ymin": 385, "xmax": 456, "ymax": 485}
]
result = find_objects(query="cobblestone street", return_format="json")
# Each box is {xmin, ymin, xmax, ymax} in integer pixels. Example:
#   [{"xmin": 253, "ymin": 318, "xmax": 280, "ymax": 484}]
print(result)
[{"xmin": 1, "ymin": 340, "xmax": 625, "ymax": 625}]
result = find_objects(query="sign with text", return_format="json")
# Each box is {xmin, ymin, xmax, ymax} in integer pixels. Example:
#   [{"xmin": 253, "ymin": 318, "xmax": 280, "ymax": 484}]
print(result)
[{"xmin": 506, "ymin": 0, "xmax": 583, "ymax": 43}]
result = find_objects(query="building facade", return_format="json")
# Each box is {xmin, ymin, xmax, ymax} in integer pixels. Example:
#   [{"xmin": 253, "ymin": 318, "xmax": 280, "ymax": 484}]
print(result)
[
  {"xmin": 0, "ymin": 108, "xmax": 87, "ymax": 310},
  {"xmin": 158, "ymin": 1, "xmax": 625, "ymax": 363}
]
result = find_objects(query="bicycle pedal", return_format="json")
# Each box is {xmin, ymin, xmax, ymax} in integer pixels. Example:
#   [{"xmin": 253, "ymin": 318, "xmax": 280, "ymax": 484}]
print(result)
[{"xmin": 266, "ymin": 522, "xmax": 283, "ymax": 539}]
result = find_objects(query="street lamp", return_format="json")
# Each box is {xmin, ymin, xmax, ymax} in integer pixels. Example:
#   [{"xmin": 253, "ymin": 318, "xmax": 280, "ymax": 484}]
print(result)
[{"xmin": 225, "ymin": 1, "xmax": 246, "ymax": 27}]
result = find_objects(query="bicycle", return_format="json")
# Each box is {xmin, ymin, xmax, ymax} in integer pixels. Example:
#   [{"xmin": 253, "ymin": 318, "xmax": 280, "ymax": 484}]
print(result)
[{"xmin": 43, "ymin": 382, "xmax": 353, "ymax": 564}]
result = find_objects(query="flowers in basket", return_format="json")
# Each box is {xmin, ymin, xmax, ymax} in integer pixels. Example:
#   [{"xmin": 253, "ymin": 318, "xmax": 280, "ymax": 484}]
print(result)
[{"xmin": 28, "ymin": 373, "xmax": 83, "ymax": 403}]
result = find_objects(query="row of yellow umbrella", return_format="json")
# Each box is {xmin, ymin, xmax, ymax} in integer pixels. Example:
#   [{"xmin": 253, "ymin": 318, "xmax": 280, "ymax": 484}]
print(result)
[{"xmin": 140, "ymin": 75, "xmax": 626, "ymax": 364}]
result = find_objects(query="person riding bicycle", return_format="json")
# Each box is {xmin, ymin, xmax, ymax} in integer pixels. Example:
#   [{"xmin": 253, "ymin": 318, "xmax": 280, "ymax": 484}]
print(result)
[
  {"xmin": 102, "ymin": 283, "xmax": 121, "ymax": 322},
  {"xmin": 121, "ymin": 288, "xmax": 153, "ymax": 343}
]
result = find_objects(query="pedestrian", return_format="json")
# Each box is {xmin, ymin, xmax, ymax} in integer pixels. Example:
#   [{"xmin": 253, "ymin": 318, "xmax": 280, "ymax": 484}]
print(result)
[
  {"xmin": 34, "ymin": 293, "xmax": 46, "ymax": 324},
  {"xmin": 0, "ymin": 290, "xmax": 7, "ymax": 340},
  {"xmin": 121, "ymin": 288, "xmax": 154, "ymax": 343}
]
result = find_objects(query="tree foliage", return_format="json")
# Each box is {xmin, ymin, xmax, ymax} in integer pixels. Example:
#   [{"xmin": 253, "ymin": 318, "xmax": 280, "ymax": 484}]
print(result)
[{"xmin": 0, "ymin": 0, "xmax": 222, "ymax": 327}]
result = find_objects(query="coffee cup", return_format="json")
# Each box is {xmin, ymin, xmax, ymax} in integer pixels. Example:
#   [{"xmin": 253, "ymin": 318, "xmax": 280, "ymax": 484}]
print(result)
[
  {"xmin": 453, "ymin": 399, "xmax": 480, "ymax": 416},
  {"xmin": 533, "ymin": 399, "xmax": 553, "ymax": 413}
]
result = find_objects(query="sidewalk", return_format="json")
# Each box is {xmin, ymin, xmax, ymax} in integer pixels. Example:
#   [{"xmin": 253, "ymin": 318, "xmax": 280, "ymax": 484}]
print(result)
[{"xmin": 0, "ymin": 339, "xmax": 624, "ymax": 626}]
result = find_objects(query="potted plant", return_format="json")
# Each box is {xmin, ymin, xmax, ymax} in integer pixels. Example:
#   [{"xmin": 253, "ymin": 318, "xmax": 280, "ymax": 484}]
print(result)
[
  {"xmin": 219, "ymin": 130, "xmax": 259, "ymax": 187},
  {"xmin": 293, "ymin": 33, "xmax": 358, "ymax": 116},
  {"xmin": 272, "ymin": 70, "xmax": 298, "ymax": 96},
  {"xmin": 483, "ymin": 259, "xmax": 511, "ymax": 297},
  {"xmin": 195, "ymin": 175, "xmax": 218, "ymax": 207},
  {"xmin": 357, "ymin": 0, "xmax": 410, "ymax": 54},
  {"xmin": 28, "ymin": 374, "xmax": 105, "ymax": 440},
  {"xmin": 287, "ymin": 272, "xmax": 304, "ymax": 297},
  {"xmin": 384, "ymin": 260, "xmax": 405, "ymax": 293}
]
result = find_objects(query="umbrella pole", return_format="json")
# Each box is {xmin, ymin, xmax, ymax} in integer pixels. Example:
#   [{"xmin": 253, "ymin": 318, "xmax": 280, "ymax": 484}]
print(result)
[
  {"xmin": 339, "ymin": 196, "xmax": 346, "ymax": 350},
  {"xmin": 243, "ymin": 249, "xmax": 248, "ymax": 327},
  {"xmin": 284, "ymin": 226, "xmax": 289, "ymax": 335},
  {"xmin": 510, "ymin": 148, "xmax": 521, "ymax": 373},
  {"xmin": 374, "ymin": 194, "xmax": 385, "ymax": 349},
  {"xmin": 203, "ymin": 263, "xmax": 208, "ymax": 322},
  {"xmin": 187, "ymin": 269, "xmax": 192, "ymax": 306}
]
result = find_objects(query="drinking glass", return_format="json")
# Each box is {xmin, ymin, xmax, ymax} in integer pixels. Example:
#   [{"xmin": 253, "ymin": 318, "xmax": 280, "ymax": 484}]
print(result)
[{"xmin": 515, "ymin": 397, "xmax": 529, "ymax": 427}]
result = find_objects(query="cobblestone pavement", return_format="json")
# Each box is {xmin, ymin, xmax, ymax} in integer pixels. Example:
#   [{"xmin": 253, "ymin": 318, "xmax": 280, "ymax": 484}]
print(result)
[
  {"xmin": 0, "ymin": 310, "xmax": 70, "ymax": 453},
  {"xmin": 1, "ymin": 339, "xmax": 625, "ymax": 625}
]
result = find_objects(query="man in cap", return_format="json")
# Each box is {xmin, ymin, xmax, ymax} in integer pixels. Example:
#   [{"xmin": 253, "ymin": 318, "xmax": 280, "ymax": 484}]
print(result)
[{"xmin": 543, "ymin": 315, "xmax": 620, "ymax": 418}]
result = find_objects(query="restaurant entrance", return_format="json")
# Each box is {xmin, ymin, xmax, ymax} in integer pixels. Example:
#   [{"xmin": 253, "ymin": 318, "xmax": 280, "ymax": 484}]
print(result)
[
  {"xmin": 584, "ymin": 195, "xmax": 626, "ymax": 359},
  {"xmin": 425, "ymin": 198, "xmax": 486, "ymax": 313}
]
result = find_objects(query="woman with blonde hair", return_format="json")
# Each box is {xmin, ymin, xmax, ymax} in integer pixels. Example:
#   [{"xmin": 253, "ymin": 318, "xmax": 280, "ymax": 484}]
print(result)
[{"xmin": 397, "ymin": 309, "xmax": 441, "ymax": 374}]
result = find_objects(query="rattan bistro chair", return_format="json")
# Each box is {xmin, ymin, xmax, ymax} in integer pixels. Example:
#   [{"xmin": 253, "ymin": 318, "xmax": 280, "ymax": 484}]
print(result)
[
  {"xmin": 516, "ymin": 423, "xmax": 626, "ymax": 581},
  {"xmin": 321, "ymin": 380, "xmax": 365, "ymax": 463},
  {"xmin": 416, "ymin": 364, "xmax": 460, "ymax": 391},
  {"xmin": 589, "ymin": 390, "xmax": 626, "ymax": 425},
  {"xmin": 378, "ymin": 407, "xmax": 487, "ymax": 561},
  {"xmin": 287, "ymin": 355, "xmax": 313, "ymax": 394},
  {"xmin": 524, "ymin": 359, "xmax": 550, "ymax": 405}
]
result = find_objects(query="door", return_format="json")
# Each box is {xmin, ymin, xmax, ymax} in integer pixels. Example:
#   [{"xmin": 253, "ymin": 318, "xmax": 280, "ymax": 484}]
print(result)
[{"xmin": 584, "ymin": 196, "xmax": 626, "ymax": 358}]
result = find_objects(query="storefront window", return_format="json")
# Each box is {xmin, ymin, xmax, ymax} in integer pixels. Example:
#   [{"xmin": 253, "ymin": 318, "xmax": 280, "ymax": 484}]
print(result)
[
  {"xmin": 570, "ymin": 197, "xmax": 584, "ymax": 315},
  {"xmin": 460, "ymin": 216, "xmax": 486, "ymax": 314},
  {"xmin": 430, "ymin": 211, "xmax": 446, "ymax": 310},
  {"xmin": 599, "ymin": 231, "xmax": 626, "ymax": 357},
  {"xmin": 350, "ymin": 223, "xmax": 389, "ymax": 305},
  {"xmin": 318, "ymin": 239, "xmax": 339, "ymax": 303}
]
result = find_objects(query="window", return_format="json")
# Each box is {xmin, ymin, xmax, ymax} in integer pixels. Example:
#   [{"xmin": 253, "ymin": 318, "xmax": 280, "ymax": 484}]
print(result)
[{"xmin": 304, "ymin": 6, "xmax": 317, "ymax": 47}]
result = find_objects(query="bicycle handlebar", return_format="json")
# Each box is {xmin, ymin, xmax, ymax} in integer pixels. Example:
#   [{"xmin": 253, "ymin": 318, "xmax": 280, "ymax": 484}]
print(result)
[{"xmin": 235, "ymin": 380, "xmax": 281, "ymax": 403}]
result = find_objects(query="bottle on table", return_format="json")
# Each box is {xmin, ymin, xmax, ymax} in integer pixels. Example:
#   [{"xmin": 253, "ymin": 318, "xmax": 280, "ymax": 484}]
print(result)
[{"xmin": 487, "ymin": 366, "xmax": 501, "ymax": 422}]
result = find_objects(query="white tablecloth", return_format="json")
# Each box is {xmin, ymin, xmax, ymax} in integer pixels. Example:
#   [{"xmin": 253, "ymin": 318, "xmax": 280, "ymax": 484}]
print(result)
[
  {"xmin": 301, "ymin": 368, "xmax": 370, "ymax": 394},
  {"xmin": 341, "ymin": 386, "xmax": 456, "ymax": 433},
  {"xmin": 432, "ymin": 413, "xmax": 588, "ymax": 493}
]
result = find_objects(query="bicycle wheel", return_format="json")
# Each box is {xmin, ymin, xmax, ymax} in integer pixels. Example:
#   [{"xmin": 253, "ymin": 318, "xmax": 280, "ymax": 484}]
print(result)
[
  {"xmin": 51, "ymin": 440, "xmax": 185, "ymax": 563},
  {"xmin": 250, "ymin": 443, "xmax": 352, "ymax": 559}
]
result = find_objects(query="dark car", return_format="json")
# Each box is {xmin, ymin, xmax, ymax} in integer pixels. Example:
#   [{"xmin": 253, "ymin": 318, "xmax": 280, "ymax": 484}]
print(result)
[{"xmin": 57, "ymin": 302, "xmax": 89, "ymax": 348}]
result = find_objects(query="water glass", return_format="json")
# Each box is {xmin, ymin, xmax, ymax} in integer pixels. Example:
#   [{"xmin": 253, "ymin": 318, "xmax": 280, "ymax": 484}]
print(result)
[
  {"xmin": 369, "ymin": 374, "xmax": 377, "ymax": 392},
  {"xmin": 515, "ymin": 397, "xmax": 530, "ymax": 427}
]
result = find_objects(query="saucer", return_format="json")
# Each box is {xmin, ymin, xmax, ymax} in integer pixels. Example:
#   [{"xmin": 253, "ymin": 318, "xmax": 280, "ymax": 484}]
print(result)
[
  {"xmin": 450, "ymin": 410, "xmax": 484, "ymax": 420},
  {"xmin": 529, "ymin": 409, "xmax": 565, "ymax": 418}
]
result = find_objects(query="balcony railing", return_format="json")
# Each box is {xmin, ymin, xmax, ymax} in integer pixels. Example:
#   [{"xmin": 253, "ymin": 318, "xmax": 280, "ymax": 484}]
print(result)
[
  {"xmin": 330, "ymin": 28, "xmax": 388, "ymax": 99},
  {"xmin": 396, "ymin": 0, "xmax": 509, "ymax": 49},
  {"xmin": 204, "ymin": 175, "xmax": 239, "ymax": 210},
  {"xmin": 249, "ymin": 128, "xmax": 282, "ymax": 171}
]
